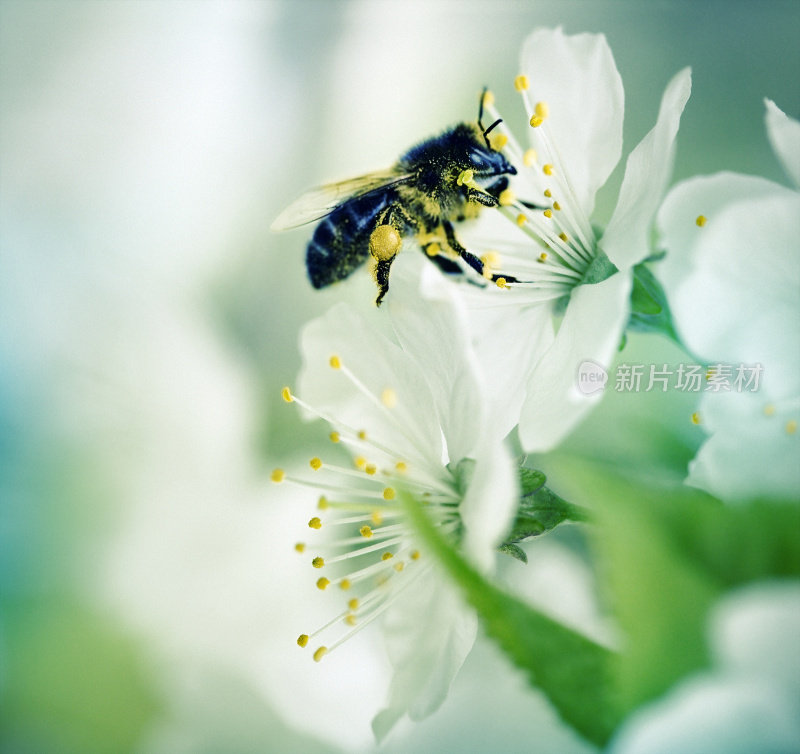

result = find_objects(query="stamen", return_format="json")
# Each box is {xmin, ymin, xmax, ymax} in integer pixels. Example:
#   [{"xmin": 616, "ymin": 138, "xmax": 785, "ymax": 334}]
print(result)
[
  {"xmin": 329, "ymin": 431, "xmax": 340, "ymax": 443},
  {"xmin": 543, "ymin": 189, "xmax": 552, "ymax": 198},
  {"xmin": 310, "ymin": 457, "xmax": 322, "ymax": 471},
  {"xmin": 490, "ymin": 132, "xmax": 508, "ymax": 150},
  {"xmin": 313, "ymin": 646, "xmax": 327, "ymax": 662},
  {"xmin": 498, "ymin": 188, "xmax": 516, "ymax": 206},
  {"xmin": 530, "ymin": 115, "xmax": 544, "ymax": 128},
  {"xmin": 523, "ymin": 148, "xmax": 537, "ymax": 166},
  {"xmin": 496, "ymin": 277, "xmax": 509, "ymax": 289},
  {"xmin": 691, "ymin": 412, "xmax": 701, "ymax": 425},
  {"xmin": 308, "ymin": 517, "xmax": 322, "ymax": 529},
  {"xmin": 543, "ymin": 164, "xmax": 554, "ymax": 176},
  {"xmin": 312, "ymin": 556, "xmax": 325, "ymax": 568},
  {"xmin": 514, "ymin": 74, "xmax": 529, "ymax": 92},
  {"xmin": 534, "ymin": 101, "xmax": 549, "ymax": 120},
  {"xmin": 360, "ymin": 525, "xmax": 373, "ymax": 538},
  {"xmin": 382, "ymin": 487, "xmax": 396, "ymax": 500},
  {"xmin": 696, "ymin": 215, "xmax": 707, "ymax": 227},
  {"xmin": 339, "ymin": 578, "xmax": 352, "ymax": 590},
  {"xmin": 329, "ymin": 355, "xmax": 341, "ymax": 369},
  {"xmin": 552, "ymin": 201, "xmax": 561, "ymax": 211},
  {"xmin": 482, "ymin": 89, "xmax": 495, "ymax": 108},
  {"xmin": 295, "ymin": 542, "xmax": 306, "ymax": 553},
  {"xmin": 318, "ymin": 496, "xmax": 329, "ymax": 510},
  {"xmin": 381, "ymin": 388, "xmax": 397, "ymax": 408},
  {"xmin": 787, "ymin": 420, "xmax": 798, "ymax": 435},
  {"xmin": 764, "ymin": 404, "xmax": 776, "ymax": 416},
  {"xmin": 543, "ymin": 209, "xmax": 553, "ymax": 218},
  {"xmin": 516, "ymin": 213, "xmax": 527, "ymax": 226},
  {"xmin": 316, "ymin": 577, "xmax": 330, "ymax": 590},
  {"xmin": 271, "ymin": 469, "xmax": 285, "ymax": 483},
  {"xmin": 281, "ymin": 386, "xmax": 293, "ymax": 403},
  {"xmin": 297, "ymin": 634, "xmax": 309, "ymax": 647}
]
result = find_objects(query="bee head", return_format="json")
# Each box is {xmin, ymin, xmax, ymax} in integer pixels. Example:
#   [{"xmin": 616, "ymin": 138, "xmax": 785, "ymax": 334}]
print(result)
[{"xmin": 466, "ymin": 134, "xmax": 517, "ymax": 178}]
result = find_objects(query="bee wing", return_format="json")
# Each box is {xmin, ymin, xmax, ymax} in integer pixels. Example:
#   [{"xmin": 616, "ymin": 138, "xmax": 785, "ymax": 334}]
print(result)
[{"xmin": 270, "ymin": 170, "xmax": 411, "ymax": 231}]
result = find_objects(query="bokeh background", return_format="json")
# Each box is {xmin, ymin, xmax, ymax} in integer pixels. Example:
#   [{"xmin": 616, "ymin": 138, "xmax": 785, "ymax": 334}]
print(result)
[{"xmin": 2, "ymin": 1, "xmax": 798, "ymax": 752}]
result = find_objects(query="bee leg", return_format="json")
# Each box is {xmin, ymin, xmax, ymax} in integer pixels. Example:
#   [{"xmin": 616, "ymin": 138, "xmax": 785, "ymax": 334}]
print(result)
[
  {"xmin": 374, "ymin": 257, "xmax": 395, "ymax": 306},
  {"xmin": 465, "ymin": 187, "xmax": 499, "ymax": 208},
  {"xmin": 369, "ymin": 220, "xmax": 404, "ymax": 307},
  {"xmin": 426, "ymin": 253, "xmax": 463, "ymax": 276},
  {"xmin": 483, "ymin": 176, "xmax": 509, "ymax": 201},
  {"xmin": 442, "ymin": 219, "xmax": 518, "ymax": 283}
]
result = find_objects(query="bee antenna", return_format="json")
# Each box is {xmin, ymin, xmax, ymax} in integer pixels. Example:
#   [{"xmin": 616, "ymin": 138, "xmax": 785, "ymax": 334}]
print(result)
[{"xmin": 478, "ymin": 86, "xmax": 488, "ymax": 130}]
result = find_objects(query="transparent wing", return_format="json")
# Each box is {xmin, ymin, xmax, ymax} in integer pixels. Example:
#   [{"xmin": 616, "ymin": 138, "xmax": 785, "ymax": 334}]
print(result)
[{"xmin": 270, "ymin": 170, "xmax": 411, "ymax": 231}]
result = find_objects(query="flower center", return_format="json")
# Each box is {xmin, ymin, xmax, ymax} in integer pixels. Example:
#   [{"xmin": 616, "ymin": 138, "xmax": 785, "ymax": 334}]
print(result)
[{"xmin": 273, "ymin": 356, "xmax": 463, "ymax": 661}]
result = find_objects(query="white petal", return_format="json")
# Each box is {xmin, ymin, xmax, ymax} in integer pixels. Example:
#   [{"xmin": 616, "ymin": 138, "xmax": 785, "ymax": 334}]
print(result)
[
  {"xmin": 297, "ymin": 303, "xmax": 444, "ymax": 465},
  {"xmin": 519, "ymin": 273, "xmax": 632, "ymax": 453},
  {"xmin": 520, "ymin": 27, "xmax": 624, "ymax": 218},
  {"xmin": 603, "ymin": 68, "xmax": 692, "ymax": 270},
  {"xmin": 765, "ymin": 99, "xmax": 800, "ymax": 189},
  {"xmin": 459, "ymin": 436, "xmax": 518, "ymax": 572},
  {"xmin": 372, "ymin": 574, "xmax": 477, "ymax": 741}
]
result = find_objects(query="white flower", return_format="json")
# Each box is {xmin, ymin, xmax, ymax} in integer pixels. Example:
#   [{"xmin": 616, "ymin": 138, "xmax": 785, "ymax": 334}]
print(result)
[
  {"xmin": 609, "ymin": 581, "xmax": 800, "ymax": 754},
  {"xmin": 657, "ymin": 100, "xmax": 800, "ymax": 502},
  {"xmin": 272, "ymin": 261, "xmax": 518, "ymax": 740},
  {"xmin": 452, "ymin": 27, "xmax": 691, "ymax": 452}
]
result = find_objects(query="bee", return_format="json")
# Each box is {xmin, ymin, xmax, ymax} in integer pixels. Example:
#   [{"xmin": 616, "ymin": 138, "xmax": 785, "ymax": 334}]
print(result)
[{"xmin": 271, "ymin": 91, "xmax": 517, "ymax": 305}]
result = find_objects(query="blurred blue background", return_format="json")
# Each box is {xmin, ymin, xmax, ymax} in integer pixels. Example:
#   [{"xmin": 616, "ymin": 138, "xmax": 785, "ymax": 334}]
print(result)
[{"xmin": 1, "ymin": 1, "xmax": 798, "ymax": 751}]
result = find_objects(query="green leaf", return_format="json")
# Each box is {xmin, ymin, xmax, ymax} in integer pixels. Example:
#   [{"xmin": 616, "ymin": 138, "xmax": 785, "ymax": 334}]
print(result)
[
  {"xmin": 626, "ymin": 262, "xmax": 681, "ymax": 345},
  {"xmin": 498, "ymin": 543, "xmax": 528, "ymax": 563},
  {"xmin": 580, "ymin": 248, "xmax": 618, "ymax": 285},
  {"xmin": 401, "ymin": 491, "xmax": 621, "ymax": 746}
]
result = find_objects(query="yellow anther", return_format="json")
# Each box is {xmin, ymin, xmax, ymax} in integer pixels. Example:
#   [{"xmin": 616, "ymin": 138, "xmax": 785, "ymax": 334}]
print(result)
[
  {"xmin": 490, "ymin": 132, "xmax": 508, "ymax": 150},
  {"xmin": 382, "ymin": 487, "xmax": 396, "ymax": 501},
  {"xmin": 523, "ymin": 148, "xmax": 537, "ymax": 166},
  {"xmin": 495, "ymin": 277, "xmax": 509, "ymax": 289},
  {"xmin": 552, "ymin": 201, "xmax": 561, "ymax": 211},
  {"xmin": 559, "ymin": 232, "xmax": 569, "ymax": 243},
  {"xmin": 354, "ymin": 456, "xmax": 367, "ymax": 469},
  {"xmin": 538, "ymin": 252, "xmax": 548, "ymax": 262},
  {"xmin": 516, "ymin": 213, "xmax": 527, "ymax": 226},
  {"xmin": 535, "ymin": 101, "xmax": 550, "ymax": 120},
  {"xmin": 543, "ymin": 209, "xmax": 553, "ymax": 218},
  {"xmin": 457, "ymin": 168, "xmax": 475, "ymax": 186},
  {"xmin": 394, "ymin": 562, "xmax": 405, "ymax": 572},
  {"xmin": 426, "ymin": 242, "xmax": 441, "ymax": 257},
  {"xmin": 543, "ymin": 163, "xmax": 554, "ymax": 176},
  {"xmin": 348, "ymin": 598, "xmax": 359, "ymax": 610},
  {"xmin": 317, "ymin": 496, "xmax": 329, "ymax": 510},
  {"xmin": 357, "ymin": 429, "xmax": 367, "ymax": 440},
  {"xmin": 329, "ymin": 355, "xmax": 341, "ymax": 369},
  {"xmin": 365, "ymin": 463, "xmax": 377, "ymax": 475},
  {"xmin": 543, "ymin": 188, "xmax": 552, "ymax": 198},
  {"xmin": 498, "ymin": 188, "xmax": 516, "ymax": 206},
  {"xmin": 764, "ymin": 404, "xmax": 776, "ymax": 416},
  {"xmin": 482, "ymin": 89, "xmax": 495, "ymax": 107},
  {"xmin": 329, "ymin": 431, "xmax": 340, "ymax": 443},
  {"xmin": 316, "ymin": 577, "xmax": 330, "ymax": 590},
  {"xmin": 381, "ymin": 552, "xmax": 394, "ymax": 561},
  {"xmin": 295, "ymin": 542, "xmax": 306, "ymax": 553},
  {"xmin": 696, "ymin": 215, "xmax": 707, "ymax": 227},
  {"xmin": 297, "ymin": 634, "xmax": 309, "ymax": 648},
  {"xmin": 370, "ymin": 224, "xmax": 402, "ymax": 262},
  {"xmin": 371, "ymin": 510, "xmax": 384, "ymax": 525},
  {"xmin": 281, "ymin": 386, "xmax": 293, "ymax": 403},
  {"xmin": 514, "ymin": 74, "xmax": 529, "ymax": 91},
  {"xmin": 410, "ymin": 550, "xmax": 420, "ymax": 560},
  {"xmin": 339, "ymin": 578, "xmax": 351, "ymax": 590},
  {"xmin": 313, "ymin": 646, "xmax": 327, "ymax": 662},
  {"xmin": 381, "ymin": 388, "xmax": 397, "ymax": 408},
  {"xmin": 530, "ymin": 115, "xmax": 544, "ymax": 128},
  {"xmin": 480, "ymin": 251, "xmax": 500, "ymax": 268},
  {"xmin": 345, "ymin": 614, "xmax": 357, "ymax": 626},
  {"xmin": 360, "ymin": 525, "xmax": 373, "ymax": 538},
  {"xmin": 270, "ymin": 468, "xmax": 285, "ymax": 483},
  {"xmin": 308, "ymin": 517, "xmax": 322, "ymax": 530},
  {"xmin": 787, "ymin": 420, "xmax": 798, "ymax": 435},
  {"xmin": 309, "ymin": 457, "xmax": 322, "ymax": 471},
  {"xmin": 312, "ymin": 556, "xmax": 325, "ymax": 568},
  {"xmin": 691, "ymin": 412, "xmax": 701, "ymax": 425}
]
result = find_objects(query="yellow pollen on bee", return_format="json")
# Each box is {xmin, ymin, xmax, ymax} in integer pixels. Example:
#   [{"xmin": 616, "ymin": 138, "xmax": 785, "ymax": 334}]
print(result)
[
  {"xmin": 348, "ymin": 598, "xmax": 359, "ymax": 610},
  {"xmin": 295, "ymin": 542, "xmax": 306, "ymax": 553},
  {"xmin": 370, "ymin": 224, "xmax": 402, "ymax": 262},
  {"xmin": 696, "ymin": 215, "xmax": 707, "ymax": 227},
  {"xmin": 381, "ymin": 388, "xmax": 397, "ymax": 408},
  {"xmin": 365, "ymin": 464, "xmax": 377, "ymax": 475},
  {"xmin": 312, "ymin": 556, "xmax": 325, "ymax": 568},
  {"xmin": 764, "ymin": 404, "xmax": 776, "ymax": 416},
  {"xmin": 308, "ymin": 517, "xmax": 322, "ymax": 530},
  {"xmin": 360, "ymin": 525, "xmax": 373, "ymax": 538},
  {"xmin": 543, "ymin": 209, "xmax": 553, "ymax": 218},
  {"xmin": 270, "ymin": 468, "xmax": 285, "ymax": 483},
  {"xmin": 309, "ymin": 457, "xmax": 322, "ymax": 471},
  {"xmin": 535, "ymin": 101, "xmax": 549, "ymax": 120},
  {"xmin": 523, "ymin": 148, "xmax": 537, "ymax": 166},
  {"xmin": 516, "ymin": 213, "xmax": 527, "ymax": 226},
  {"xmin": 691, "ymin": 412, "xmax": 701, "ymax": 425},
  {"xmin": 514, "ymin": 74, "xmax": 529, "ymax": 91},
  {"xmin": 543, "ymin": 163, "xmax": 554, "ymax": 176},
  {"xmin": 410, "ymin": 550, "xmax": 420, "ymax": 560},
  {"xmin": 345, "ymin": 613, "xmax": 357, "ymax": 626},
  {"xmin": 316, "ymin": 577, "xmax": 330, "ymax": 590},
  {"xmin": 786, "ymin": 420, "xmax": 798, "ymax": 435},
  {"xmin": 297, "ymin": 634, "xmax": 309, "ymax": 648},
  {"xmin": 457, "ymin": 168, "xmax": 474, "ymax": 186},
  {"xmin": 498, "ymin": 188, "xmax": 516, "ymax": 206},
  {"xmin": 552, "ymin": 201, "xmax": 561, "ymax": 211},
  {"xmin": 317, "ymin": 496, "xmax": 329, "ymax": 510},
  {"xmin": 559, "ymin": 232, "xmax": 569, "ymax": 242},
  {"xmin": 329, "ymin": 431, "xmax": 340, "ymax": 443},
  {"xmin": 313, "ymin": 646, "xmax": 327, "ymax": 662},
  {"xmin": 530, "ymin": 115, "xmax": 544, "ymax": 128},
  {"xmin": 329, "ymin": 355, "xmax": 341, "ymax": 369},
  {"xmin": 339, "ymin": 578, "xmax": 351, "ymax": 590},
  {"xmin": 371, "ymin": 510, "xmax": 384, "ymax": 525},
  {"xmin": 538, "ymin": 252, "xmax": 548, "ymax": 262},
  {"xmin": 354, "ymin": 456, "xmax": 367, "ymax": 469},
  {"xmin": 357, "ymin": 430, "xmax": 367, "ymax": 440},
  {"xmin": 490, "ymin": 132, "xmax": 508, "ymax": 150},
  {"xmin": 426, "ymin": 243, "xmax": 441, "ymax": 257},
  {"xmin": 281, "ymin": 386, "xmax": 293, "ymax": 403},
  {"xmin": 394, "ymin": 562, "xmax": 405, "ymax": 572},
  {"xmin": 381, "ymin": 552, "xmax": 394, "ymax": 561},
  {"xmin": 543, "ymin": 189, "xmax": 552, "ymax": 198},
  {"xmin": 382, "ymin": 487, "xmax": 396, "ymax": 501},
  {"xmin": 495, "ymin": 277, "xmax": 509, "ymax": 289},
  {"xmin": 482, "ymin": 89, "xmax": 495, "ymax": 108}
]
